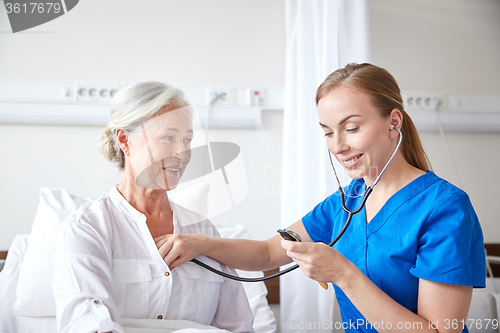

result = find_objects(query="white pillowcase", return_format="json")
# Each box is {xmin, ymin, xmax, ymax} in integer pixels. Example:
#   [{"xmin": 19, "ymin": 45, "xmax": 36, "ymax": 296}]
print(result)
[{"xmin": 14, "ymin": 188, "xmax": 93, "ymax": 317}]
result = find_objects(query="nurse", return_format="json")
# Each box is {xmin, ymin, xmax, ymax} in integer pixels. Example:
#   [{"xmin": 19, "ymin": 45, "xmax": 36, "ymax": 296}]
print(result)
[{"xmin": 156, "ymin": 63, "xmax": 486, "ymax": 332}]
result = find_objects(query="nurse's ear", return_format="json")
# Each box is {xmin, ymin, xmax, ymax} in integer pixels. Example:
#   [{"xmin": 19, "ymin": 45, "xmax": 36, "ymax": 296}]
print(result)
[{"xmin": 388, "ymin": 108, "xmax": 403, "ymax": 139}]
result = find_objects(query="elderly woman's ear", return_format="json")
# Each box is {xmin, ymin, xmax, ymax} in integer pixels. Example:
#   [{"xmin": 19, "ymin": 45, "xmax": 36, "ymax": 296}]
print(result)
[{"xmin": 116, "ymin": 129, "xmax": 130, "ymax": 156}]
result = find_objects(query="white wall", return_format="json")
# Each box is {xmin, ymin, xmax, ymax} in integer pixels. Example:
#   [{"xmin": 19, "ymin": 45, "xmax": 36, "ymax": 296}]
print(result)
[
  {"xmin": 370, "ymin": 0, "xmax": 500, "ymax": 242},
  {"xmin": 370, "ymin": 0, "xmax": 500, "ymax": 92},
  {"xmin": 0, "ymin": 0, "xmax": 285, "ymax": 85},
  {"xmin": 1, "ymin": 0, "xmax": 500, "ymax": 250},
  {"xmin": 0, "ymin": 0, "xmax": 286, "ymax": 249}
]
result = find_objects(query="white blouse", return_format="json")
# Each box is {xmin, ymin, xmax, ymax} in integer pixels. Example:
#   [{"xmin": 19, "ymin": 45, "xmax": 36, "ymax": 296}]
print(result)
[{"xmin": 52, "ymin": 187, "xmax": 254, "ymax": 333}]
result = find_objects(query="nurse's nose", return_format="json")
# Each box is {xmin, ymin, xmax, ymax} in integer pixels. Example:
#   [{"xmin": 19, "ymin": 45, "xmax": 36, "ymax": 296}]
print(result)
[{"xmin": 331, "ymin": 133, "xmax": 349, "ymax": 155}]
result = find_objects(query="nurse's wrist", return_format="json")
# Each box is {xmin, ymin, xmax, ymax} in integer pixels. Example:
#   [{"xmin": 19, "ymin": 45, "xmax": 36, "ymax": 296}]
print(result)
[
  {"xmin": 199, "ymin": 234, "xmax": 217, "ymax": 257},
  {"xmin": 334, "ymin": 259, "xmax": 363, "ymax": 292}
]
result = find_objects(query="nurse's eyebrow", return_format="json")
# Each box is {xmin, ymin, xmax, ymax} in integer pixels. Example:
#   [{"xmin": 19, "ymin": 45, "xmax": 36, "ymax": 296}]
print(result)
[
  {"xmin": 338, "ymin": 114, "xmax": 360, "ymax": 125},
  {"xmin": 319, "ymin": 115, "xmax": 360, "ymax": 128}
]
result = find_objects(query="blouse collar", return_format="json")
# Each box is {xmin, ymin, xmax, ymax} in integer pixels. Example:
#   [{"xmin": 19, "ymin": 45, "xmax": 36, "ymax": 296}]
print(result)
[{"xmin": 108, "ymin": 186, "xmax": 179, "ymax": 232}]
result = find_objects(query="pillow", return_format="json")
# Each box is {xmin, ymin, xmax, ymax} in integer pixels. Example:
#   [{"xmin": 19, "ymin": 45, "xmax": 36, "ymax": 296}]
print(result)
[
  {"xmin": 4, "ymin": 234, "xmax": 31, "ymax": 269},
  {"xmin": 14, "ymin": 188, "xmax": 93, "ymax": 317}
]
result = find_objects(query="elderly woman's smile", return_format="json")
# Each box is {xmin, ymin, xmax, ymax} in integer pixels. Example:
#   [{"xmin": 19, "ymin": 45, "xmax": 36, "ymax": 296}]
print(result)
[{"xmin": 126, "ymin": 105, "xmax": 193, "ymax": 191}]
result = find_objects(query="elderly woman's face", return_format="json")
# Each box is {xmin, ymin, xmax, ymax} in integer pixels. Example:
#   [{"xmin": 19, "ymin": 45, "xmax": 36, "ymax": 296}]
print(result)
[{"xmin": 128, "ymin": 105, "xmax": 193, "ymax": 191}]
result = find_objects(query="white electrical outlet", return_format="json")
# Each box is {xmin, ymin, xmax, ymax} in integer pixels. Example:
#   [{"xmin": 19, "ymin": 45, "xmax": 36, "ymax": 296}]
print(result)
[
  {"xmin": 76, "ymin": 81, "xmax": 121, "ymax": 104},
  {"xmin": 246, "ymin": 89, "xmax": 266, "ymax": 106},
  {"xmin": 206, "ymin": 86, "xmax": 235, "ymax": 107},
  {"xmin": 402, "ymin": 91, "xmax": 445, "ymax": 111}
]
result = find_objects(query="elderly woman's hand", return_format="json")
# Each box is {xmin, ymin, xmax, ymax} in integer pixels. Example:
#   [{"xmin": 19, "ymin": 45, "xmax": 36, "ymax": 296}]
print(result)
[{"xmin": 155, "ymin": 233, "xmax": 205, "ymax": 269}]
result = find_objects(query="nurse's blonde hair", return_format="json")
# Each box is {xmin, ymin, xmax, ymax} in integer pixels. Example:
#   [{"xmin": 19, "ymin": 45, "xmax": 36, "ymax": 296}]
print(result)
[
  {"xmin": 99, "ymin": 81, "xmax": 189, "ymax": 170},
  {"xmin": 316, "ymin": 63, "xmax": 432, "ymax": 172}
]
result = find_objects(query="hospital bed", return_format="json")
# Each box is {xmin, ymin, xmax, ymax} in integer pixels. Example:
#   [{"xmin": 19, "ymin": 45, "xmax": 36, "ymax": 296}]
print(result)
[
  {"xmin": 467, "ymin": 254, "xmax": 500, "ymax": 333},
  {"xmin": 0, "ymin": 188, "xmax": 276, "ymax": 333}
]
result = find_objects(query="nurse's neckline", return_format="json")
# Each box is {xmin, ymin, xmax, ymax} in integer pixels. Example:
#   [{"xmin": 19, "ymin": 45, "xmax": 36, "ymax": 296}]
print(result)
[
  {"xmin": 362, "ymin": 170, "xmax": 431, "ymax": 224},
  {"xmin": 362, "ymin": 169, "xmax": 430, "ymax": 192}
]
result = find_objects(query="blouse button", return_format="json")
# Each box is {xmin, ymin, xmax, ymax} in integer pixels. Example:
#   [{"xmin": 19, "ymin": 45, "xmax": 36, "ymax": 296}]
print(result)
[
  {"xmin": 157, "ymin": 315, "xmax": 163, "ymax": 320},
  {"xmin": 164, "ymin": 272, "xmax": 170, "ymax": 277}
]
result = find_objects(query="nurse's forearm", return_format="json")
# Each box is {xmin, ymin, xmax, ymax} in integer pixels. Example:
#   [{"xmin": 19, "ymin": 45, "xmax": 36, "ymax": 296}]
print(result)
[
  {"xmin": 339, "ymin": 270, "xmax": 434, "ymax": 332},
  {"xmin": 337, "ymin": 264, "xmax": 469, "ymax": 333},
  {"xmin": 202, "ymin": 235, "xmax": 292, "ymax": 272}
]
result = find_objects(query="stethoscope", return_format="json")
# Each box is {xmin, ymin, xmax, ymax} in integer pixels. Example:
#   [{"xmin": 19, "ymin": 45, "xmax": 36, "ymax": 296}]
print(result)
[{"xmin": 191, "ymin": 125, "xmax": 403, "ymax": 282}]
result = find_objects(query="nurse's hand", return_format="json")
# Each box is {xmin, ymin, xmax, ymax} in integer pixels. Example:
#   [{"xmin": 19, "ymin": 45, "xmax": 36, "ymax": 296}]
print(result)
[
  {"xmin": 281, "ymin": 239, "xmax": 353, "ymax": 285},
  {"xmin": 155, "ymin": 234, "xmax": 205, "ymax": 269}
]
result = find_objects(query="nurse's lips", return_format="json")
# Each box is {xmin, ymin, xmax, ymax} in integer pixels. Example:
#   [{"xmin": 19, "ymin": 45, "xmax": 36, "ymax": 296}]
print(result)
[{"xmin": 340, "ymin": 154, "xmax": 362, "ymax": 168}]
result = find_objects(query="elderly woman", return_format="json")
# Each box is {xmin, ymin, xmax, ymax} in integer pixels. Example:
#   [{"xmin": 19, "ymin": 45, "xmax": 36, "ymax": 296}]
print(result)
[{"xmin": 52, "ymin": 82, "xmax": 254, "ymax": 333}]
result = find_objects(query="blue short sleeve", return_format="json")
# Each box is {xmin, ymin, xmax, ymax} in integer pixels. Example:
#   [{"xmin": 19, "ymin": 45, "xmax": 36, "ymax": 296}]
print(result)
[
  {"xmin": 409, "ymin": 191, "xmax": 486, "ymax": 287},
  {"xmin": 302, "ymin": 192, "xmax": 341, "ymax": 244}
]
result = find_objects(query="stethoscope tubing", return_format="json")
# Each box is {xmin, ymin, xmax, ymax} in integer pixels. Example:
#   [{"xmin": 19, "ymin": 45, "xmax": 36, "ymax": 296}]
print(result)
[
  {"xmin": 190, "ymin": 186, "xmax": 374, "ymax": 282},
  {"xmin": 191, "ymin": 128, "xmax": 401, "ymax": 282}
]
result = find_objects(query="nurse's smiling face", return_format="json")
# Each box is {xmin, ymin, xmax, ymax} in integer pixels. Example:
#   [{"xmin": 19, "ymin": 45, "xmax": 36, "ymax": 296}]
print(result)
[{"xmin": 317, "ymin": 85, "xmax": 396, "ymax": 182}]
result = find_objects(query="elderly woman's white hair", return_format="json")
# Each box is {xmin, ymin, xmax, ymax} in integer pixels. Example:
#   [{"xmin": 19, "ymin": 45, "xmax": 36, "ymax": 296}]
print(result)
[{"xmin": 99, "ymin": 81, "xmax": 189, "ymax": 170}]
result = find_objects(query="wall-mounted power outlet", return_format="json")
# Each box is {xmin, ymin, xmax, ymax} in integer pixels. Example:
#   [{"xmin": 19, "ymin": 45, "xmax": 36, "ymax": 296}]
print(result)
[
  {"xmin": 402, "ymin": 91, "xmax": 445, "ymax": 111},
  {"xmin": 246, "ymin": 89, "xmax": 266, "ymax": 106},
  {"xmin": 206, "ymin": 86, "xmax": 235, "ymax": 107},
  {"xmin": 76, "ymin": 82, "xmax": 121, "ymax": 104}
]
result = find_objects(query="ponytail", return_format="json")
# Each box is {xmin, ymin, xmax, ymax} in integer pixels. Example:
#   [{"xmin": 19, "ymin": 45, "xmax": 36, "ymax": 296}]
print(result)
[{"xmin": 400, "ymin": 110, "xmax": 432, "ymax": 171}]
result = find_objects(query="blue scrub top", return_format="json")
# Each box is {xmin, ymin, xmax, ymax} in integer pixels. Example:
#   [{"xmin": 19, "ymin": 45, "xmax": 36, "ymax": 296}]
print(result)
[{"xmin": 302, "ymin": 171, "xmax": 486, "ymax": 333}]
